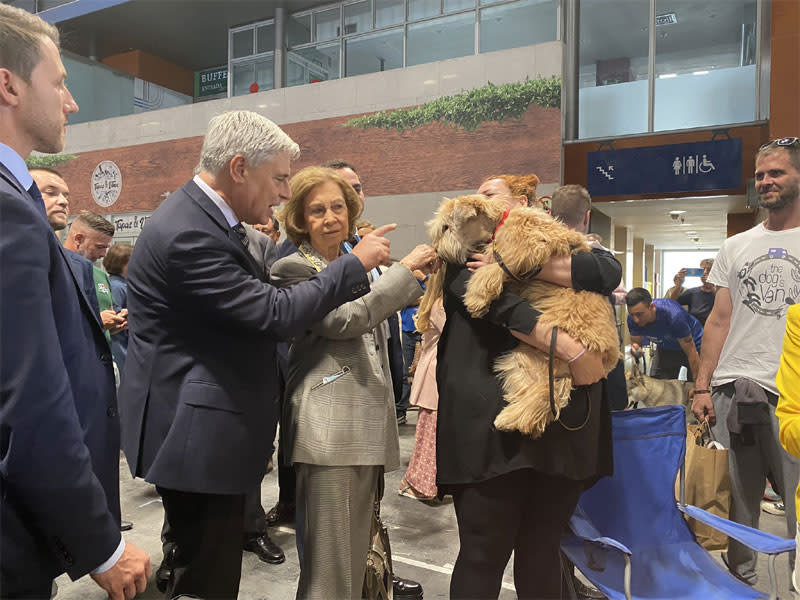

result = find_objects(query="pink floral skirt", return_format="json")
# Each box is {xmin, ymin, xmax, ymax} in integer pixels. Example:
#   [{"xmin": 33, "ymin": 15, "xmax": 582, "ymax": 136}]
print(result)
[{"xmin": 400, "ymin": 408, "xmax": 438, "ymax": 499}]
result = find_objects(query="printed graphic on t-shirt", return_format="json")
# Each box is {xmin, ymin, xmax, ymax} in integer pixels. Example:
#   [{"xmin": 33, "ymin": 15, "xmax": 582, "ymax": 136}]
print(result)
[{"xmin": 737, "ymin": 247, "xmax": 800, "ymax": 318}]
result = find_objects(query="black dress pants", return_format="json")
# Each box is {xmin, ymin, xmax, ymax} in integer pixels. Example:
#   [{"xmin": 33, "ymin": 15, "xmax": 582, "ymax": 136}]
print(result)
[
  {"xmin": 243, "ymin": 485, "xmax": 267, "ymax": 536},
  {"xmin": 450, "ymin": 469, "xmax": 584, "ymax": 600},
  {"xmin": 157, "ymin": 487, "xmax": 245, "ymax": 600},
  {"xmin": 651, "ymin": 347, "xmax": 692, "ymax": 380}
]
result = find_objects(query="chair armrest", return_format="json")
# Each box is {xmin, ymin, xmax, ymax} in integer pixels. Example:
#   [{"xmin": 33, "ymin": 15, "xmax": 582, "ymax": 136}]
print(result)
[
  {"xmin": 569, "ymin": 509, "xmax": 632, "ymax": 556},
  {"xmin": 680, "ymin": 504, "xmax": 795, "ymax": 555}
]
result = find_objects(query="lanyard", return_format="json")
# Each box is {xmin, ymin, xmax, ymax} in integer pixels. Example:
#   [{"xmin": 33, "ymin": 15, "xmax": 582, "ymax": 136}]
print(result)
[{"xmin": 342, "ymin": 235, "xmax": 381, "ymax": 281}]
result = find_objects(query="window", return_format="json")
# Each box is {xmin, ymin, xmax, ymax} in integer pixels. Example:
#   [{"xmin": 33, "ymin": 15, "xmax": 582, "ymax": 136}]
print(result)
[
  {"xmin": 288, "ymin": 44, "xmax": 341, "ymax": 87},
  {"xmin": 345, "ymin": 28, "xmax": 404, "ymax": 76},
  {"xmin": 480, "ymin": 0, "xmax": 557, "ymax": 54},
  {"xmin": 232, "ymin": 29, "xmax": 254, "ymax": 59},
  {"xmin": 445, "ymin": 0, "xmax": 475, "ymax": 12},
  {"xmin": 572, "ymin": 0, "xmax": 762, "ymax": 139},
  {"xmin": 375, "ymin": 0, "xmax": 405, "ymax": 27},
  {"xmin": 315, "ymin": 7, "xmax": 341, "ymax": 41},
  {"xmin": 232, "ymin": 57, "xmax": 274, "ymax": 96},
  {"xmin": 288, "ymin": 13, "xmax": 312, "ymax": 46},
  {"xmin": 578, "ymin": 0, "xmax": 650, "ymax": 138},
  {"xmin": 230, "ymin": 0, "xmax": 563, "ymax": 97},
  {"xmin": 230, "ymin": 20, "xmax": 276, "ymax": 97},
  {"xmin": 232, "ymin": 62, "xmax": 254, "ymax": 96},
  {"xmin": 344, "ymin": 1, "xmax": 373, "ymax": 34},
  {"xmin": 408, "ymin": 0, "xmax": 440, "ymax": 21},
  {"xmin": 256, "ymin": 24, "xmax": 275, "ymax": 54},
  {"xmin": 407, "ymin": 12, "xmax": 475, "ymax": 66},
  {"xmin": 653, "ymin": 0, "xmax": 758, "ymax": 131}
]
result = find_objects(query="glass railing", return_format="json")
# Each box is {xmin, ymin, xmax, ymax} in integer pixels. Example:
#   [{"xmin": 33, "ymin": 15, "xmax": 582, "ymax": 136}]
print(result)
[
  {"xmin": 62, "ymin": 54, "xmax": 136, "ymax": 125},
  {"xmin": 62, "ymin": 53, "xmax": 192, "ymax": 125}
]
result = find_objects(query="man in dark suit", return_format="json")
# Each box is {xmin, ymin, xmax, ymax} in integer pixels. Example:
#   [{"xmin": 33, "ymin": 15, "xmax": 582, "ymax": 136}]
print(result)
[
  {"xmin": 0, "ymin": 5, "xmax": 150, "ymax": 599},
  {"xmin": 118, "ymin": 110, "xmax": 391, "ymax": 599}
]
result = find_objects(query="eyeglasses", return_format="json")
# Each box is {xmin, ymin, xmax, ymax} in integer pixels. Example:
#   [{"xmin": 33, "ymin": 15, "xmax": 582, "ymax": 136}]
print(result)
[{"xmin": 759, "ymin": 137, "xmax": 800, "ymax": 151}]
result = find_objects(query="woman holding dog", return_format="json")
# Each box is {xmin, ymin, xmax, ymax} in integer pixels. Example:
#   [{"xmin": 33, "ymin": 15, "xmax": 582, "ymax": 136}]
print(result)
[
  {"xmin": 270, "ymin": 166, "xmax": 436, "ymax": 600},
  {"xmin": 430, "ymin": 183, "xmax": 622, "ymax": 599}
]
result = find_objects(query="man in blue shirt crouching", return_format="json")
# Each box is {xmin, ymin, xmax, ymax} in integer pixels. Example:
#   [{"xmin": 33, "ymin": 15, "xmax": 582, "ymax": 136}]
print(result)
[{"xmin": 626, "ymin": 287, "xmax": 704, "ymax": 380}]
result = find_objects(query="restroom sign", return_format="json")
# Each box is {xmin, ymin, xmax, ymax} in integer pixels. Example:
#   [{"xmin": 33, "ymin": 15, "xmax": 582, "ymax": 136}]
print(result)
[{"xmin": 587, "ymin": 138, "xmax": 742, "ymax": 196}]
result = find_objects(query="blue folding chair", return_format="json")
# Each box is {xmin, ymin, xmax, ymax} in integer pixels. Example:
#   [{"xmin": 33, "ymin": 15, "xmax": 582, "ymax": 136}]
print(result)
[{"xmin": 561, "ymin": 405, "xmax": 795, "ymax": 600}]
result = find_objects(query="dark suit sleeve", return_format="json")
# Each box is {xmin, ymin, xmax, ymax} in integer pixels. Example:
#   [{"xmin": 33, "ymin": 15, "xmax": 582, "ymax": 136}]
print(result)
[
  {"xmin": 0, "ymin": 191, "xmax": 120, "ymax": 578},
  {"xmin": 446, "ymin": 264, "xmax": 541, "ymax": 335},
  {"xmin": 571, "ymin": 248, "xmax": 622, "ymax": 296},
  {"xmin": 166, "ymin": 228, "xmax": 370, "ymax": 340}
]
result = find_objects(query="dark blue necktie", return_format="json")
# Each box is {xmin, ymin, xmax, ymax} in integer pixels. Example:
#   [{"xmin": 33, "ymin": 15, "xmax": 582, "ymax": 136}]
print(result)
[
  {"xmin": 27, "ymin": 181, "xmax": 47, "ymax": 220},
  {"xmin": 232, "ymin": 223, "xmax": 249, "ymax": 249}
]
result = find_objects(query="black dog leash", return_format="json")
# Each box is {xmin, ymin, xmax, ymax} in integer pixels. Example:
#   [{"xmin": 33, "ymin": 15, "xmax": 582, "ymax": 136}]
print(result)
[{"xmin": 549, "ymin": 326, "xmax": 558, "ymax": 417}]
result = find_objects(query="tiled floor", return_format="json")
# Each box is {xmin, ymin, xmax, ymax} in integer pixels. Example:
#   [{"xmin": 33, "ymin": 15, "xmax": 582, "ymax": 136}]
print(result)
[{"xmin": 56, "ymin": 410, "xmax": 794, "ymax": 600}]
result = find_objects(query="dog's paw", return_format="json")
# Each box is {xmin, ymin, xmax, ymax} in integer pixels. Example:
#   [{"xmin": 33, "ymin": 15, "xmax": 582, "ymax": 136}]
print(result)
[{"xmin": 464, "ymin": 264, "xmax": 505, "ymax": 318}]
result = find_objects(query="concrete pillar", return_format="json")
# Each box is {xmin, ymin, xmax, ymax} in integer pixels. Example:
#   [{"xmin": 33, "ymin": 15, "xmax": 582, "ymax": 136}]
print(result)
[
  {"xmin": 632, "ymin": 237, "xmax": 645, "ymax": 288},
  {"xmin": 614, "ymin": 225, "xmax": 632, "ymax": 347},
  {"xmin": 645, "ymin": 243, "xmax": 655, "ymax": 293},
  {"xmin": 614, "ymin": 225, "xmax": 629, "ymax": 285},
  {"xmin": 589, "ymin": 207, "xmax": 612, "ymax": 247},
  {"xmin": 654, "ymin": 249, "xmax": 664, "ymax": 297},
  {"xmin": 274, "ymin": 7, "xmax": 287, "ymax": 89}
]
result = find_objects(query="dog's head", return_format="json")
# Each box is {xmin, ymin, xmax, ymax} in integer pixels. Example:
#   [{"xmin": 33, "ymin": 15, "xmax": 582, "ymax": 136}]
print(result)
[
  {"xmin": 491, "ymin": 208, "xmax": 591, "ymax": 279},
  {"xmin": 427, "ymin": 194, "xmax": 505, "ymax": 264}
]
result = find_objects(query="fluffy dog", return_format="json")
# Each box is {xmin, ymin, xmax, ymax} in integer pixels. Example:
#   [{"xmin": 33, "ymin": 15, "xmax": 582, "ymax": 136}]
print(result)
[
  {"xmin": 427, "ymin": 194, "xmax": 506, "ymax": 264},
  {"xmin": 449, "ymin": 204, "xmax": 621, "ymax": 438}
]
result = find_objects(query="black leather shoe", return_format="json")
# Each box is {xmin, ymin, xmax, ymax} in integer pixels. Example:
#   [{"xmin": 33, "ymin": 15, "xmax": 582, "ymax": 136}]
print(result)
[
  {"xmin": 265, "ymin": 501, "xmax": 296, "ymax": 527},
  {"xmin": 155, "ymin": 547, "xmax": 176, "ymax": 593},
  {"xmin": 243, "ymin": 533, "xmax": 285, "ymax": 564},
  {"xmin": 120, "ymin": 520, "xmax": 133, "ymax": 532},
  {"xmin": 392, "ymin": 575, "xmax": 423, "ymax": 599}
]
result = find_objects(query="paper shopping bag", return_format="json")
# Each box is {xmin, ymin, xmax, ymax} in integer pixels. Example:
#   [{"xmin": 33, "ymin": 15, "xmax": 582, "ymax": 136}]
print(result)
[{"xmin": 677, "ymin": 422, "xmax": 731, "ymax": 551}]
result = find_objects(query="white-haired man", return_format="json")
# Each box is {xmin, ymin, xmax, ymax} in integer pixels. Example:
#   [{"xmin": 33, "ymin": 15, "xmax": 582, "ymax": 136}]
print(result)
[{"xmin": 118, "ymin": 110, "xmax": 393, "ymax": 598}]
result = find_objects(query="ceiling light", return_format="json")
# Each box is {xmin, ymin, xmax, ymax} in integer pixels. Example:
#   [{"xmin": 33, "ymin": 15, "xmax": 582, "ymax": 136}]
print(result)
[
  {"xmin": 693, "ymin": 70, "xmax": 709, "ymax": 76},
  {"xmin": 668, "ymin": 210, "xmax": 686, "ymax": 215},
  {"xmin": 659, "ymin": 73, "xmax": 677, "ymax": 79},
  {"xmin": 679, "ymin": 223, "xmax": 693, "ymax": 226}
]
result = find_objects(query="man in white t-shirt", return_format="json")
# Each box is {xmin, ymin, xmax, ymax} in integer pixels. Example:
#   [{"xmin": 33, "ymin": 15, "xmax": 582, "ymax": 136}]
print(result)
[{"xmin": 693, "ymin": 137, "xmax": 800, "ymax": 587}]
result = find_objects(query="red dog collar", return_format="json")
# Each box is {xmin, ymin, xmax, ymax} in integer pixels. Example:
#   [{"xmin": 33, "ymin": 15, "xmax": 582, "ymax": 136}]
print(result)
[{"xmin": 490, "ymin": 209, "xmax": 510, "ymax": 243}]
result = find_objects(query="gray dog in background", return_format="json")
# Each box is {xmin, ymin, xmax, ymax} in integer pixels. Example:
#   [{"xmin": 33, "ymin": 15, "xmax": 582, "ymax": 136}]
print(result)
[{"xmin": 626, "ymin": 361, "xmax": 694, "ymax": 419}]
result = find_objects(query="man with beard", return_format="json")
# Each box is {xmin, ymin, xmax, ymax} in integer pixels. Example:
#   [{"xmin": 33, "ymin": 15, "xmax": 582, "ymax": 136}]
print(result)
[
  {"xmin": 692, "ymin": 137, "xmax": 800, "ymax": 589},
  {"xmin": 29, "ymin": 167, "xmax": 70, "ymax": 231}
]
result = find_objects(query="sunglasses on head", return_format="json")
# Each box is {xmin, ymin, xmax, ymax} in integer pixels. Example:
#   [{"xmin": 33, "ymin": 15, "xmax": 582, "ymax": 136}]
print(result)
[{"xmin": 760, "ymin": 137, "xmax": 800, "ymax": 151}]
